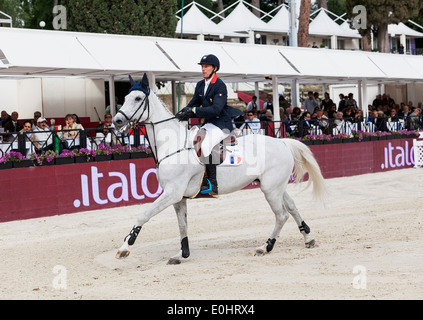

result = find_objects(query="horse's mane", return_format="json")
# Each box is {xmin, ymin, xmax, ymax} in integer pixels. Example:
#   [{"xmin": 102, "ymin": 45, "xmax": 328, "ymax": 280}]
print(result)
[{"xmin": 149, "ymin": 90, "xmax": 177, "ymax": 119}]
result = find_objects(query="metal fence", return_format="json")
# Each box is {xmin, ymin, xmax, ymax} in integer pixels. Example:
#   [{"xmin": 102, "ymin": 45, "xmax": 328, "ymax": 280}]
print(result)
[
  {"xmin": 1, "ymin": 115, "xmax": 422, "ymax": 157},
  {"xmin": 0, "ymin": 126, "xmax": 149, "ymax": 157}
]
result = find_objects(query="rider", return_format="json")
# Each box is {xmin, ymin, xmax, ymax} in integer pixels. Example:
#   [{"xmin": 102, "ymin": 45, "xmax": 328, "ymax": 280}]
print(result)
[{"xmin": 175, "ymin": 54, "xmax": 242, "ymax": 195}]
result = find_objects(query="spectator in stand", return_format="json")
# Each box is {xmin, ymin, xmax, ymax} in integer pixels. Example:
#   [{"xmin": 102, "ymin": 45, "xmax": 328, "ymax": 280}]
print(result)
[
  {"xmin": 321, "ymin": 92, "xmax": 334, "ymax": 113},
  {"xmin": 298, "ymin": 111, "xmax": 312, "ymax": 137},
  {"xmin": 72, "ymin": 114, "xmax": 81, "ymax": 124},
  {"xmin": 63, "ymin": 113, "xmax": 84, "ymax": 139},
  {"xmin": 240, "ymin": 110, "xmax": 261, "ymax": 134},
  {"xmin": 265, "ymin": 109, "xmax": 273, "ymax": 121},
  {"xmin": 291, "ymin": 106, "xmax": 302, "ymax": 121},
  {"xmin": 263, "ymin": 95, "xmax": 274, "ymax": 113},
  {"xmin": 386, "ymin": 93, "xmax": 395, "ymax": 108},
  {"xmin": 314, "ymin": 92, "xmax": 320, "ymax": 105},
  {"xmin": 246, "ymin": 96, "xmax": 258, "ymax": 113},
  {"xmin": 0, "ymin": 110, "xmax": 11, "ymax": 127},
  {"xmin": 258, "ymin": 109, "xmax": 267, "ymax": 122},
  {"xmin": 345, "ymin": 93, "xmax": 358, "ymax": 111},
  {"xmin": 328, "ymin": 105, "xmax": 337, "ymax": 119},
  {"xmin": 338, "ymin": 94, "xmax": 346, "ymax": 112},
  {"xmin": 279, "ymin": 95, "xmax": 290, "ymax": 111},
  {"xmin": 304, "ymin": 91, "xmax": 318, "ymax": 114},
  {"xmin": 32, "ymin": 111, "xmax": 42, "ymax": 130},
  {"xmin": 106, "ymin": 96, "xmax": 122, "ymax": 114},
  {"xmin": 398, "ymin": 43, "xmax": 405, "ymax": 54},
  {"xmin": 96, "ymin": 112, "xmax": 115, "ymax": 136},
  {"xmin": 3, "ymin": 111, "xmax": 23, "ymax": 142},
  {"xmin": 399, "ymin": 104, "xmax": 411, "ymax": 121},
  {"xmin": 33, "ymin": 117, "xmax": 54, "ymax": 153},
  {"xmin": 334, "ymin": 111, "xmax": 343, "ymax": 126},
  {"xmin": 19, "ymin": 120, "xmax": 39, "ymax": 153},
  {"xmin": 407, "ymin": 108, "xmax": 421, "ymax": 130},
  {"xmin": 313, "ymin": 109, "xmax": 329, "ymax": 133},
  {"xmin": 372, "ymin": 94, "xmax": 383, "ymax": 109}
]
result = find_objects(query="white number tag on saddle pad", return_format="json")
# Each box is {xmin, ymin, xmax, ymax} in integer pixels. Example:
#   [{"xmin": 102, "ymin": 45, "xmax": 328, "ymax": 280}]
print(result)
[{"xmin": 220, "ymin": 145, "xmax": 243, "ymax": 166}]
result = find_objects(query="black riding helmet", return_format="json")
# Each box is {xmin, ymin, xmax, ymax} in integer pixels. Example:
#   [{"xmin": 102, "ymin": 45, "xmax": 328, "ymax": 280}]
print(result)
[{"xmin": 198, "ymin": 54, "xmax": 220, "ymax": 72}]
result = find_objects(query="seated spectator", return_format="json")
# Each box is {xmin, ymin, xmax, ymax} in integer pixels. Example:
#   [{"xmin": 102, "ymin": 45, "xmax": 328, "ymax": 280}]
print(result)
[
  {"xmin": 33, "ymin": 117, "xmax": 54, "ymax": 153},
  {"xmin": 240, "ymin": 111, "xmax": 261, "ymax": 134},
  {"xmin": 63, "ymin": 113, "xmax": 84, "ymax": 139},
  {"xmin": 313, "ymin": 109, "xmax": 329, "ymax": 133},
  {"xmin": 3, "ymin": 111, "xmax": 23, "ymax": 142},
  {"xmin": 388, "ymin": 109, "xmax": 399, "ymax": 122},
  {"xmin": 298, "ymin": 111, "xmax": 312, "ymax": 137},
  {"xmin": 0, "ymin": 110, "xmax": 11, "ymax": 127},
  {"xmin": 407, "ymin": 108, "xmax": 421, "ymax": 130},
  {"xmin": 292, "ymin": 107, "xmax": 302, "ymax": 121},
  {"xmin": 19, "ymin": 120, "xmax": 40, "ymax": 154},
  {"xmin": 258, "ymin": 109, "xmax": 268, "ymax": 122},
  {"xmin": 334, "ymin": 111, "xmax": 343, "ymax": 126},
  {"xmin": 72, "ymin": 113, "xmax": 81, "ymax": 124},
  {"xmin": 96, "ymin": 113, "xmax": 114, "ymax": 136},
  {"xmin": 32, "ymin": 111, "xmax": 42, "ymax": 130}
]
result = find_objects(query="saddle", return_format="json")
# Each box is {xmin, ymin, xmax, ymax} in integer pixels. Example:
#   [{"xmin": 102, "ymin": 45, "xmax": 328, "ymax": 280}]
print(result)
[{"xmin": 193, "ymin": 128, "xmax": 237, "ymax": 164}]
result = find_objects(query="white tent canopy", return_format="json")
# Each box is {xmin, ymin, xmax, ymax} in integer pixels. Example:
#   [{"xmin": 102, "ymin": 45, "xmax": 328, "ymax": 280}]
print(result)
[
  {"xmin": 309, "ymin": 9, "xmax": 361, "ymax": 38},
  {"xmin": 217, "ymin": 1, "xmax": 273, "ymax": 33},
  {"xmin": 175, "ymin": 2, "xmax": 246, "ymax": 39},
  {"xmin": 265, "ymin": 5, "xmax": 294, "ymax": 34},
  {"xmin": 388, "ymin": 22, "xmax": 423, "ymax": 38},
  {"xmin": 1, "ymin": 27, "xmax": 423, "ymax": 84}
]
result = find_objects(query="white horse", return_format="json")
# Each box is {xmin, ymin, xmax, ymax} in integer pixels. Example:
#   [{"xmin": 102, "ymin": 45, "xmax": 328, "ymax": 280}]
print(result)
[{"xmin": 113, "ymin": 74, "xmax": 326, "ymax": 264}]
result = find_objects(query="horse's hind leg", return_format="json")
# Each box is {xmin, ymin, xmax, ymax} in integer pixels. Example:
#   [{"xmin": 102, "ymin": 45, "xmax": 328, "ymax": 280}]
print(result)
[
  {"xmin": 255, "ymin": 189, "xmax": 289, "ymax": 256},
  {"xmin": 283, "ymin": 192, "xmax": 315, "ymax": 248},
  {"xmin": 168, "ymin": 198, "xmax": 190, "ymax": 265}
]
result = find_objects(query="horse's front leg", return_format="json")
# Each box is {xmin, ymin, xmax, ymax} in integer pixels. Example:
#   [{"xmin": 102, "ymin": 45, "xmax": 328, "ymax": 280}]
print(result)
[
  {"xmin": 116, "ymin": 189, "xmax": 183, "ymax": 259},
  {"xmin": 167, "ymin": 198, "xmax": 190, "ymax": 265}
]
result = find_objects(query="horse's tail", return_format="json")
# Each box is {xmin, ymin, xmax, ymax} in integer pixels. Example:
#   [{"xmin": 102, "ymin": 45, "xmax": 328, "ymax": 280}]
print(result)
[{"xmin": 282, "ymin": 138, "xmax": 327, "ymax": 202}]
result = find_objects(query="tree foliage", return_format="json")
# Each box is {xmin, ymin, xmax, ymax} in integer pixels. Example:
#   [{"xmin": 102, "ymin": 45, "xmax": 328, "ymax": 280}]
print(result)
[
  {"xmin": 62, "ymin": 0, "xmax": 177, "ymax": 37},
  {"xmin": 345, "ymin": 0, "xmax": 423, "ymax": 52}
]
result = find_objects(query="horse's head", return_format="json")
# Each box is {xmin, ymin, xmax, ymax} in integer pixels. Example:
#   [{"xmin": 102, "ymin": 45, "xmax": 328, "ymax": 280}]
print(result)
[{"xmin": 113, "ymin": 74, "xmax": 150, "ymax": 133}]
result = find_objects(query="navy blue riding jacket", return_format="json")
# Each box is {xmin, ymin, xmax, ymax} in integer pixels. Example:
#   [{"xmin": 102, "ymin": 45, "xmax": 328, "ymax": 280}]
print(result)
[{"xmin": 186, "ymin": 74, "xmax": 243, "ymax": 132}]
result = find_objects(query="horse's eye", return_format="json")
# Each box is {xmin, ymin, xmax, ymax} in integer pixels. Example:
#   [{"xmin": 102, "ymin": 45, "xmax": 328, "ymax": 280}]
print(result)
[{"xmin": 135, "ymin": 96, "xmax": 141, "ymax": 102}]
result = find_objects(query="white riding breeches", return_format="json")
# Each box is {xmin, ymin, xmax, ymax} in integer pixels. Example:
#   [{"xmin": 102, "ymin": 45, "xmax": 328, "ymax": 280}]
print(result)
[{"xmin": 200, "ymin": 123, "xmax": 229, "ymax": 157}]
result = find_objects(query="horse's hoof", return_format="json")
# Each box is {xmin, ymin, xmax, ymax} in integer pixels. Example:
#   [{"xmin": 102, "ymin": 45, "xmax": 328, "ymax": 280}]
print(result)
[
  {"xmin": 305, "ymin": 239, "xmax": 315, "ymax": 248},
  {"xmin": 116, "ymin": 250, "xmax": 130, "ymax": 259},
  {"xmin": 167, "ymin": 258, "xmax": 181, "ymax": 265},
  {"xmin": 254, "ymin": 249, "xmax": 265, "ymax": 256}
]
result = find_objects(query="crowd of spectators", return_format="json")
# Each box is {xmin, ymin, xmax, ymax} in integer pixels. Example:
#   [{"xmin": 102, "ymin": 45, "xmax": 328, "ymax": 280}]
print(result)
[
  {"xmin": 0, "ymin": 109, "xmax": 124, "ymax": 156},
  {"xmin": 236, "ymin": 91, "xmax": 422, "ymax": 138}
]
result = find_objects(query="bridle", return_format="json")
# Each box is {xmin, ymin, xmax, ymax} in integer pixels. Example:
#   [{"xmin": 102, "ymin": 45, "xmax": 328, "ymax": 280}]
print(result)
[{"xmin": 116, "ymin": 88, "xmax": 192, "ymax": 168}]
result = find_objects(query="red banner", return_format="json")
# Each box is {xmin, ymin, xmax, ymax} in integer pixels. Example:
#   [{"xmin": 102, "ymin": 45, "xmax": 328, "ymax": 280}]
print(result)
[{"xmin": 0, "ymin": 138, "xmax": 416, "ymax": 222}]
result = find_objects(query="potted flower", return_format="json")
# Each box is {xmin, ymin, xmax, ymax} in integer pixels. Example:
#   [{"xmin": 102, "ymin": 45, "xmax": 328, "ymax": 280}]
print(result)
[
  {"xmin": 129, "ymin": 145, "xmax": 150, "ymax": 159},
  {"xmin": 0, "ymin": 151, "xmax": 33, "ymax": 169},
  {"xmin": 94, "ymin": 144, "xmax": 112, "ymax": 162},
  {"xmin": 35, "ymin": 150, "xmax": 56, "ymax": 166},
  {"xmin": 112, "ymin": 145, "xmax": 131, "ymax": 160},
  {"xmin": 74, "ymin": 148, "xmax": 93, "ymax": 163},
  {"xmin": 55, "ymin": 149, "xmax": 76, "ymax": 165},
  {"xmin": 0, "ymin": 155, "xmax": 13, "ymax": 170}
]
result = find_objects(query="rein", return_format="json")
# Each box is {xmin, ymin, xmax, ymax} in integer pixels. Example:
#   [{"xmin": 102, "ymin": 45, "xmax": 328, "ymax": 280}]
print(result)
[{"xmin": 118, "ymin": 91, "xmax": 192, "ymax": 168}]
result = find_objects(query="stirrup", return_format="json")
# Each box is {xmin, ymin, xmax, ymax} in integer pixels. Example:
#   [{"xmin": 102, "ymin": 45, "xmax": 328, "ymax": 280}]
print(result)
[{"xmin": 200, "ymin": 179, "xmax": 212, "ymax": 194}]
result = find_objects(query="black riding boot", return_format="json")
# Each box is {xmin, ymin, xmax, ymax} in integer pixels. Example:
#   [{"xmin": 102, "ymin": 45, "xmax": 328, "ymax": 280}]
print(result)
[{"xmin": 200, "ymin": 163, "xmax": 218, "ymax": 195}]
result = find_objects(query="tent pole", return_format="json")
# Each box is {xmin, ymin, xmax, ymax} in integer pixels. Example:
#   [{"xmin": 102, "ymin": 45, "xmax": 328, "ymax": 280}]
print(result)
[
  {"xmin": 362, "ymin": 79, "xmax": 368, "ymax": 120},
  {"xmin": 109, "ymin": 75, "xmax": 116, "ymax": 117},
  {"xmin": 272, "ymin": 75, "xmax": 281, "ymax": 137}
]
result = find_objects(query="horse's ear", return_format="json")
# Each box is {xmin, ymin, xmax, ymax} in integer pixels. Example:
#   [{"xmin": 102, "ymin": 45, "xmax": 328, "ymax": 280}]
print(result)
[
  {"xmin": 141, "ymin": 73, "xmax": 149, "ymax": 89},
  {"xmin": 129, "ymin": 75, "xmax": 135, "ymax": 87}
]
